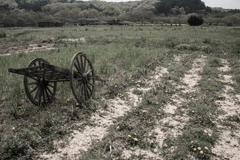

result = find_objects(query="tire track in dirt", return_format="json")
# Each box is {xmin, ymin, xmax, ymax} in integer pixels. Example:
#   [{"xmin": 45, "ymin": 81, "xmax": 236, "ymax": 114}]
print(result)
[
  {"xmin": 41, "ymin": 96, "xmax": 131, "ymax": 159},
  {"xmin": 212, "ymin": 58, "xmax": 240, "ymax": 160},
  {"xmin": 121, "ymin": 66, "xmax": 169, "ymax": 159},
  {"xmin": 122, "ymin": 55, "xmax": 207, "ymax": 158}
]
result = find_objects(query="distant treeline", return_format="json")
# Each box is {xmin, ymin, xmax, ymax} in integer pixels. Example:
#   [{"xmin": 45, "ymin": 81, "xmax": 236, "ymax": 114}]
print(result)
[{"xmin": 0, "ymin": 0, "xmax": 240, "ymax": 27}]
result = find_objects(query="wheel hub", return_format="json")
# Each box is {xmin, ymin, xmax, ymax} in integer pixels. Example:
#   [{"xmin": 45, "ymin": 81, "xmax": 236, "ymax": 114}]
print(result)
[
  {"xmin": 82, "ymin": 73, "xmax": 89, "ymax": 84},
  {"xmin": 39, "ymin": 78, "xmax": 49, "ymax": 87}
]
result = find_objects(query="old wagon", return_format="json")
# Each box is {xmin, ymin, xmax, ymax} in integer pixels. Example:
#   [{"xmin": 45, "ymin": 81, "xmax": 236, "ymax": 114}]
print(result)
[{"xmin": 8, "ymin": 52, "xmax": 105, "ymax": 106}]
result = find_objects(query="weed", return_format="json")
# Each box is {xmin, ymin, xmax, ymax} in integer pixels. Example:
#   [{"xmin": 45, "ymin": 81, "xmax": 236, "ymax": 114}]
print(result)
[
  {"xmin": 207, "ymin": 57, "xmax": 223, "ymax": 67},
  {"xmin": 227, "ymin": 115, "xmax": 240, "ymax": 123},
  {"xmin": 133, "ymin": 89, "xmax": 143, "ymax": 95},
  {"xmin": 164, "ymin": 37, "xmax": 179, "ymax": 48},
  {"xmin": 202, "ymin": 38, "xmax": 212, "ymax": 44},
  {"xmin": 0, "ymin": 135, "xmax": 30, "ymax": 159},
  {"xmin": 0, "ymin": 30, "xmax": 6, "ymax": 38}
]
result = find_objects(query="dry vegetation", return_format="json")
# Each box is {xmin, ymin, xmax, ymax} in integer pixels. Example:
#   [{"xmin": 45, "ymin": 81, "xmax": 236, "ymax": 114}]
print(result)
[{"xmin": 0, "ymin": 25, "xmax": 240, "ymax": 159}]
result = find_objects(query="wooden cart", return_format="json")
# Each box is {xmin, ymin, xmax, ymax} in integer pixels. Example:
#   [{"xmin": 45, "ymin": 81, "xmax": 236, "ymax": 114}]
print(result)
[{"xmin": 8, "ymin": 52, "xmax": 104, "ymax": 106}]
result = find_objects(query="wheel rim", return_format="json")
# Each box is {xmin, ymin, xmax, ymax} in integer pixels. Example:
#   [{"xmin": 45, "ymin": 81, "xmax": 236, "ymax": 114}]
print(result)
[
  {"xmin": 24, "ymin": 58, "xmax": 57, "ymax": 106},
  {"xmin": 70, "ymin": 52, "xmax": 95, "ymax": 104}
]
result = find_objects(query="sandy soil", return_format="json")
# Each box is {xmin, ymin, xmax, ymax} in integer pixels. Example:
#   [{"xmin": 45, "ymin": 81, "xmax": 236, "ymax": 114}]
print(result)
[
  {"xmin": 0, "ymin": 43, "xmax": 55, "ymax": 56},
  {"xmin": 39, "ymin": 55, "xmax": 240, "ymax": 159},
  {"xmin": 212, "ymin": 59, "xmax": 240, "ymax": 160}
]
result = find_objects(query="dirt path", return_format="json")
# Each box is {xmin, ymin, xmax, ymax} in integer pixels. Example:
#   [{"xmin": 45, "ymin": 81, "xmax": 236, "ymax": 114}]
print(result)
[{"xmin": 212, "ymin": 59, "xmax": 240, "ymax": 160}]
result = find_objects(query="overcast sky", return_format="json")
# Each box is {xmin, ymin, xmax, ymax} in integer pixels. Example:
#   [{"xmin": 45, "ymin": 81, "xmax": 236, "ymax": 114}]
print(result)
[{"xmin": 98, "ymin": 0, "xmax": 240, "ymax": 9}]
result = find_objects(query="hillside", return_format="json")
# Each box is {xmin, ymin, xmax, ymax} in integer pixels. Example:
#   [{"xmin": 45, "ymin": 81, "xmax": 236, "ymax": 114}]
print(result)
[{"xmin": 0, "ymin": 0, "xmax": 239, "ymax": 27}]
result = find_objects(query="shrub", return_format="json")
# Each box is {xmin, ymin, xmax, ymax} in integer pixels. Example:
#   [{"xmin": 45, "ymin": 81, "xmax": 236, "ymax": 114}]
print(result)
[
  {"xmin": 188, "ymin": 15, "xmax": 204, "ymax": 26},
  {"xmin": 0, "ymin": 30, "xmax": 6, "ymax": 38}
]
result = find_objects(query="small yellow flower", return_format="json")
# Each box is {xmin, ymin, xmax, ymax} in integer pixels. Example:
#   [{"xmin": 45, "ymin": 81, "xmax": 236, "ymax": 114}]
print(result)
[
  {"xmin": 200, "ymin": 151, "xmax": 203, "ymax": 154},
  {"xmin": 133, "ymin": 138, "xmax": 138, "ymax": 141},
  {"xmin": 191, "ymin": 141, "xmax": 193, "ymax": 144},
  {"xmin": 115, "ymin": 85, "xmax": 118, "ymax": 88},
  {"xmin": 193, "ymin": 148, "xmax": 196, "ymax": 151},
  {"xmin": 138, "ymin": 80, "xmax": 141, "ymax": 83},
  {"xmin": 128, "ymin": 135, "xmax": 131, "ymax": 138},
  {"xmin": 66, "ymin": 98, "xmax": 70, "ymax": 102},
  {"xmin": 204, "ymin": 130, "xmax": 207, "ymax": 133},
  {"xmin": 149, "ymin": 133, "xmax": 152, "ymax": 136},
  {"xmin": 117, "ymin": 126, "xmax": 119, "ymax": 129},
  {"xmin": 137, "ymin": 84, "xmax": 140, "ymax": 87},
  {"xmin": 112, "ymin": 158, "xmax": 115, "ymax": 160},
  {"xmin": 204, "ymin": 147, "xmax": 208, "ymax": 150},
  {"xmin": 134, "ymin": 133, "xmax": 137, "ymax": 135},
  {"xmin": 164, "ymin": 144, "xmax": 168, "ymax": 147},
  {"xmin": 150, "ymin": 141, "xmax": 154, "ymax": 144},
  {"xmin": 12, "ymin": 127, "xmax": 15, "ymax": 130},
  {"xmin": 208, "ymin": 134, "xmax": 212, "ymax": 137},
  {"xmin": 192, "ymin": 111, "xmax": 195, "ymax": 113},
  {"xmin": 198, "ymin": 147, "xmax": 201, "ymax": 150}
]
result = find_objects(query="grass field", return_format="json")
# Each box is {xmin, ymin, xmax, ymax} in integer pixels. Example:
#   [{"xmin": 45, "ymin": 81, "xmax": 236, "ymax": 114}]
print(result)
[{"xmin": 0, "ymin": 25, "xmax": 240, "ymax": 159}]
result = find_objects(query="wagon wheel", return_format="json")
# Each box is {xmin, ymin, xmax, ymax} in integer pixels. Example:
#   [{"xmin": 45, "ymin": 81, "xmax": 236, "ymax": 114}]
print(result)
[
  {"xmin": 70, "ymin": 52, "xmax": 95, "ymax": 104},
  {"xmin": 24, "ymin": 58, "xmax": 57, "ymax": 106}
]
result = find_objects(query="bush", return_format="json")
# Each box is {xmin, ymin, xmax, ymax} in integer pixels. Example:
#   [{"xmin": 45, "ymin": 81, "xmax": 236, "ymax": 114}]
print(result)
[
  {"xmin": 188, "ymin": 15, "xmax": 204, "ymax": 26},
  {"xmin": 0, "ymin": 30, "xmax": 6, "ymax": 38}
]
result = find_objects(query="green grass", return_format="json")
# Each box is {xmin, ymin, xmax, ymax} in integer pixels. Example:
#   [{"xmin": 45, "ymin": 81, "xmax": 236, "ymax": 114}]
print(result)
[{"xmin": 0, "ymin": 25, "xmax": 240, "ymax": 159}]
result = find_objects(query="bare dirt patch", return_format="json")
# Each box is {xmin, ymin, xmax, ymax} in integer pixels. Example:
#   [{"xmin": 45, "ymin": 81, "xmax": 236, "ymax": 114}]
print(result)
[
  {"xmin": 212, "ymin": 130, "xmax": 240, "ymax": 160},
  {"xmin": 213, "ymin": 60, "xmax": 240, "ymax": 160},
  {"xmin": 181, "ymin": 56, "xmax": 206, "ymax": 93},
  {"xmin": 0, "ymin": 43, "xmax": 55, "ymax": 56}
]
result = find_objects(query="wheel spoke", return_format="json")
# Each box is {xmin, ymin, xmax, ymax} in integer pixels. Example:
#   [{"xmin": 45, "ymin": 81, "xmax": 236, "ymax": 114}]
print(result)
[
  {"xmin": 84, "ymin": 57, "xmax": 86, "ymax": 72},
  {"xmin": 38, "ymin": 88, "xmax": 42, "ymax": 104},
  {"xmin": 29, "ymin": 76, "xmax": 39, "ymax": 81},
  {"xmin": 74, "ymin": 63, "xmax": 82, "ymax": 75},
  {"xmin": 86, "ymin": 83, "xmax": 93, "ymax": 95},
  {"xmin": 86, "ymin": 69, "xmax": 92, "ymax": 75},
  {"xmin": 48, "ymin": 84, "xmax": 54, "ymax": 88},
  {"xmin": 75, "ymin": 81, "xmax": 82, "ymax": 89},
  {"xmin": 84, "ymin": 85, "xmax": 88, "ymax": 100},
  {"xmin": 43, "ymin": 88, "xmax": 46, "ymax": 103},
  {"xmin": 77, "ymin": 83, "xmax": 83, "ymax": 99},
  {"xmin": 87, "ymin": 81, "xmax": 94, "ymax": 87},
  {"xmin": 34, "ymin": 87, "xmax": 40, "ymax": 100},
  {"xmin": 80, "ymin": 56, "xmax": 84, "ymax": 73},
  {"xmin": 85, "ymin": 84, "xmax": 90, "ymax": 99},
  {"xmin": 75, "ymin": 57, "xmax": 83, "ymax": 75},
  {"xmin": 45, "ymin": 88, "xmax": 50, "ymax": 101},
  {"xmin": 29, "ymin": 85, "xmax": 38, "ymax": 94},
  {"xmin": 86, "ymin": 64, "xmax": 90, "ymax": 72},
  {"xmin": 46, "ymin": 86, "xmax": 53, "ymax": 96}
]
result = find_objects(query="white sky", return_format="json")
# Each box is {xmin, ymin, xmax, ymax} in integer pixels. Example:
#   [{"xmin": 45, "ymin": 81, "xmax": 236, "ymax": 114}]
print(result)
[{"xmin": 95, "ymin": 0, "xmax": 240, "ymax": 9}]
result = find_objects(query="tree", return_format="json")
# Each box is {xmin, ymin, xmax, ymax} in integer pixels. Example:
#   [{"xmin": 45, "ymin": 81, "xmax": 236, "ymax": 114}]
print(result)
[{"xmin": 187, "ymin": 15, "xmax": 204, "ymax": 26}]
